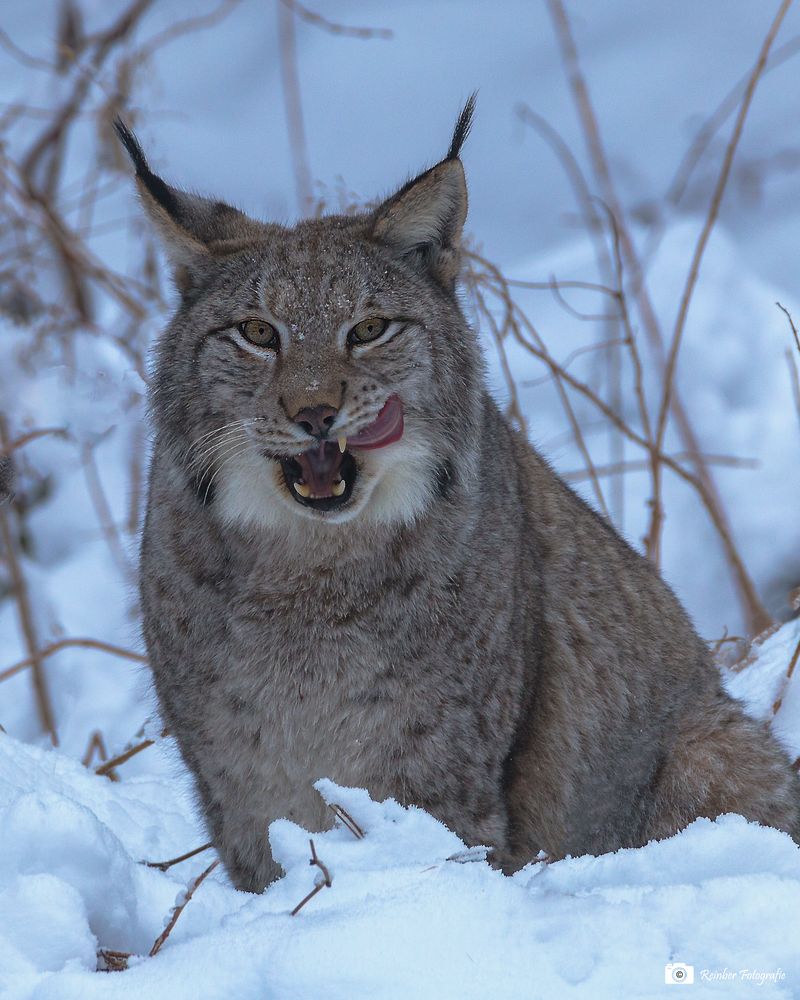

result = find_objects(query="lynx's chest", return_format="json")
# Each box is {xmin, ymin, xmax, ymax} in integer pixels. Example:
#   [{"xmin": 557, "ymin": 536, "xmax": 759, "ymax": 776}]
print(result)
[{"xmin": 198, "ymin": 584, "xmax": 419, "ymax": 829}]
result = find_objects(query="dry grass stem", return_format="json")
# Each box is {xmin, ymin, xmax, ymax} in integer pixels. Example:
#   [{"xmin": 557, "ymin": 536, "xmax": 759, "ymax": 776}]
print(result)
[
  {"xmin": 544, "ymin": 0, "xmax": 768, "ymax": 636},
  {"xmin": 0, "ymin": 417, "xmax": 57, "ymax": 744},
  {"xmin": 279, "ymin": 0, "xmax": 392, "ymax": 40},
  {"xmin": 95, "ymin": 728, "xmax": 167, "ymax": 777},
  {"xmin": 149, "ymin": 858, "xmax": 220, "ymax": 957},
  {"xmin": 328, "ymin": 803, "xmax": 365, "ymax": 839},
  {"xmin": 81, "ymin": 441, "xmax": 134, "ymax": 577},
  {"xmin": 277, "ymin": 0, "xmax": 313, "ymax": 212},
  {"xmin": 0, "ymin": 636, "xmax": 147, "ymax": 684},
  {"xmin": 771, "ymin": 636, "xmax": 800, "ymax": 716},
  {"xmin": 290, "ymin": 839, "xmax": 332, "ymax": 916},
  {"xmin": 143, "ymin": 843, "xmax": 214, "ymax": 872},
  {"xmin": 652, "ymin": 0, "xmax": 794, "ymax": 577},
  {"xmin": 97, "ymin": 948, "xmax": 132, "ymax": 972}
]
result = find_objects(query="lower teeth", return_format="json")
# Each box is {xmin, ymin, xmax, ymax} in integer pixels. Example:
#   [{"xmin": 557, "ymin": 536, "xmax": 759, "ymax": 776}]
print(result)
[{"xmin": 293, "ymin": 479, "xmax": 346, "ymax": 499}]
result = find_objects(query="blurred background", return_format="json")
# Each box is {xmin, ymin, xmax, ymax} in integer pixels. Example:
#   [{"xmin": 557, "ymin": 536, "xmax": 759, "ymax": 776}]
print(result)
[{"xmin": 1, "ymin": 0, "xmax": 799, "ymax": 762}]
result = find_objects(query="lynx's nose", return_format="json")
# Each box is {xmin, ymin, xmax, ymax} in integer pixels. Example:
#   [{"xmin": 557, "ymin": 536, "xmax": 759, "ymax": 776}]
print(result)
[{"xmin": 293, "ymin": 404, "xmax": 338, "ymax": 439}]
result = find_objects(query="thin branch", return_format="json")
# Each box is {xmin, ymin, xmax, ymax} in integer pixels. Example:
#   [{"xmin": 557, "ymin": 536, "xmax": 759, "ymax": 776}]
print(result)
[
  {"xmin": 328, "ymin": 802, "xmax": 365, "ymax": 839},
  {"xmin": 521, "ymin": 337, "xmax": 627, "ymax": 389},
  {"xmin": 544, "ymin": 0, "xmax": 772, "ymax": 633},
  {"xmin": 97, "ymin": 948, "xmax": 132, "ymax": 972},
  {"xmin": 772, "ymin": 636, "xmax": 800, "ymax": 716},
  {"xmin": 81, "ymin": 440, "xmax": 134, "ymax": 576},
  {"xmin": 562, "ymin": 452, "xmax": 759, "ymax": 483},
  {"xmin": 95, "ymin": 733, "xmax": 161, "ymax": 776},
  {"xmin": 470, "ymin": 257, "xmax": 770, "ymax": 606},
  {"xmin": 0, "ymin": 417, "xmax": 57, "ymax": 744},
  {"xmin": 137, "ymin": 0, "xmax": 241, "ymax": 61},
  {"xmin": 2, "ymin": 426, "xmax": 70, "ymax": 455},
  {"xmin": 652, "ymin": 0, "xmax": 794, "ymax": 569},
  {"xmin": 290, "ymin": 839, "xmax": 332, "ymax": 916},
  {"xmin": 777, "ymin": 301, "xmax": 800, "ymax": 355},
  {"xmin": 21, "ymin": 0, "xmax": 155, "ymax": 181},
  {"xmin": 547, "ymin": 274, "xmax": 619, "ymax": 322},
  {"xmin": 0, "ymin": 636, "xmax": 146, "ymax": 684},
  {"xmin": 149, "ymin": 859, "xmax": 220, "ymax": 957},
  {"xmin": 279, "ymin": 0, "xmax": 392, "ymax": 40},
  {"xmin": 468, "ymin": 251, "xmax": 610, "ymax": 518},
  {"xmin": 786, "ymin": 349, "xmax": 800, "ymax": 434},
  {"xmin": 81, "ymin": 728, "xmax": 109, "ymax": 767},
  {"xmin": 143, "ymin": 842, "xmax": 214, "ymax": 872},
  {"xmin": 644, "ymin": 33, "xmax": 800, "ymax": 265},
  {"xmin": 0, "ymin": 27, "xmax": 56, "ymax": 71},
  {"xmin": 277, "ymin": 0, "xmax": 313, "ymax": 212},
  {"xmin": 503, "ymin": 276, "xmax": 619, "ymax": 298},
  {"xmin": 469, "ymin": 281, "xmax": 528, "ymax": 433}
]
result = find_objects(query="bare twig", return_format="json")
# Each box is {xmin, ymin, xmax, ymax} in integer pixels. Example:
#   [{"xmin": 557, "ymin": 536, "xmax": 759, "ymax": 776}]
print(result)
[
  {"xmin": 277, "ymin": 0, "xmax": 313, "ymax": 212},
  {"xmin": 290, "ymin": 839, "xmax": 332, "ymax": 916},
  {"xmin": 543, "ymin": 0, "xmax": 768, "ymax": 634},
  {"xmin": 81, "ymin": 728, "xmax": 109, "ymax": 766},
  {"xmin": 137, "ymin": 0, "xmax": 241, "ymax": 62},
  {"xmin": 0, "ymin": 636, "xmax": 146, "ymax": 684},
  {"xmin": 644, "ymin": 33, "xmax": 800, "ymax": 266},
  {"xmin": 2, "ymin": 426, "xmax": 70, "ymax": 455},
  {"xmin": 470, "ymin": 255, "xmax": 770, "ymax": 605},
  {"xmin": 97, "ymin": 948, "xmax": 132, "ymax": 972},
  {"xmin": 777, "ymin": 301, "xmax": 800, "ymax": 355},
  {"xmin": 786, "ymin": 349, "xmax": 800, "ymax": 433},
  {"xmin": 0, "ymin": 417, "xmax": 57, "ymax": 744},
  {"xmin": 328, "ymin": 802, "xmax": 365, "ymax": 839},
  {"xmin": 149, "ymin": 859, "xmax": 220, "ymax": 957},
  {"xmin": 562, "ymin": 453, "xmax": 758, "ymax": 483},
  {"xmin": 466, "ymin": 251, "xmax": 610, "ymax": 518},
  {"xmin": 279, "ymin": 0, "xmax": 392, "ymax": 40},
  {"xmin": 652, "ymin": 0, "xmax": 794, "ymax": 573},
  {"xmin": 95, "ymin": 731, "xmax": 163, "ymax": 777},
  {"xmin": 81, "ymin": 440, "xmax": 134, "ymax": 576},
  {"xmin": 0, "ymin": 26, "xmax": 56, "ymax": 71},
  {"xmin": 21, "ymin": 0, "xmax": 155, "ymax": 181},
  {"xmin": 771, "ymin": 636, "xmax": 800, "ymax": 716},
  {"xmin": 538, "ymin": 0, "xmax": 771, "ymax": 633},
  {"xmin": 143, "ymin": 842, "xmax": 214, "ymax": 872}
]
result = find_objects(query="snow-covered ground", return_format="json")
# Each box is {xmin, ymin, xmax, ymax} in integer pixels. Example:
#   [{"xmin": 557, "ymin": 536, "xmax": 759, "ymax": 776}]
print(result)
[
  {"xmin": 1, "ymin": 620, "xmax": 799, "ymax": 998},
  {"xmin": 2, "ymin": 2, "xmax": 800, "ymax": 996}
]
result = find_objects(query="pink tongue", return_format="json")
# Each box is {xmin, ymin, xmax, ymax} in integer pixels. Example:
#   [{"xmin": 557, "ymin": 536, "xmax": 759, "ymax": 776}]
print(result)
[{"xmin": 348, "ymin": 395, "xmax": 404, "ymax": 450}]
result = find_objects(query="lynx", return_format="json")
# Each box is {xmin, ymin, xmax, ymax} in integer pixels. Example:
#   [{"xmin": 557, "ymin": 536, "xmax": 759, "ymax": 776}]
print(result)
[{"xmin": 118, "ymin": 100, "xmax": 800, "ymax": 892}]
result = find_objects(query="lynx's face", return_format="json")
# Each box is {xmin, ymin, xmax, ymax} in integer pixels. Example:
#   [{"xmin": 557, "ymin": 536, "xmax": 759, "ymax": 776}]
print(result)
[
  {"xmin": 165, "ymin": 224, "xmax": 477, "ymax": 529},
  {"xmin": 118, "ymin": 99, "xmax": 480, "ymax": 531}
]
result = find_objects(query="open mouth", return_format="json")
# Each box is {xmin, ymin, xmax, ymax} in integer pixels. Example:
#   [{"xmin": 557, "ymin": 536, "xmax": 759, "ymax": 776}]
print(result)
[{"xmin": 279, "ymin": 395, "xmax": 404, "ymax": 512}]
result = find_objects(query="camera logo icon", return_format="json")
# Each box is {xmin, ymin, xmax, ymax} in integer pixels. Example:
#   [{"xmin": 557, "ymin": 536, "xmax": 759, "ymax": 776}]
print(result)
[{"xmin": 665, "ymin": 963, "xmax": 695, "ymax": 985}]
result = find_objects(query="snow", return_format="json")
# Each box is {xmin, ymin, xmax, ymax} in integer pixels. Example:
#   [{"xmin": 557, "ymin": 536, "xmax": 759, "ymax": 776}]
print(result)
[
  {"xmin": 1, "ymin": 650, "xmax": 799, "ymax": 999},
  {"xmin": 2, "ymin": 1, "xmax": 800, "ymax": 995}
]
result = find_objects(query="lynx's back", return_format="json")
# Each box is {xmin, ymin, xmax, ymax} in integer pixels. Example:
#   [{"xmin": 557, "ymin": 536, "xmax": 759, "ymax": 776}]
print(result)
[{"xmin": 120, "ymin": 102, "xmax": 800, "ymax": 892}]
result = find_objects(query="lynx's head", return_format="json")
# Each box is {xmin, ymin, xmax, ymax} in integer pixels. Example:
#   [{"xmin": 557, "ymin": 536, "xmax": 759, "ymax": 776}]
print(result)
[{"xmin": 118, "ymin": 98, "xmax": 483, "ymax": 532}]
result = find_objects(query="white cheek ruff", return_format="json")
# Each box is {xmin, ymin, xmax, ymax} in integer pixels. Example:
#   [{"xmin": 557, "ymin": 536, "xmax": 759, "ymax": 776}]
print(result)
[{"xmin": 215, "ymin": 435, "xmax": 436, "ymax": 533}]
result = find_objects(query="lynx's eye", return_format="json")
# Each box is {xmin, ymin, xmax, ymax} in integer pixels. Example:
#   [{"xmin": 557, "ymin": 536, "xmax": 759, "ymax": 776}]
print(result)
[
  {"xmin": 238, "ymin": 319, "xmax": 279, "ymax": 349},
  {"xmin": 348, "ymin": 317, "xmax": 388, "ymax": 345}
]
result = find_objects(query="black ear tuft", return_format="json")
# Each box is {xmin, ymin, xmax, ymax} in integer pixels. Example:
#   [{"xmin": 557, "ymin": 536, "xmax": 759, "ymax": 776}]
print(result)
[
  {"xmin": 446, "ymin": 93, "xmax": 477, "ymax": 161},
  {"xmin": 113, "ymin": 117, "xmax": 148, "ymax": 176},
  {"xmin": 113, "ymin": 117, "xmax": 185, "ymax": 224}
]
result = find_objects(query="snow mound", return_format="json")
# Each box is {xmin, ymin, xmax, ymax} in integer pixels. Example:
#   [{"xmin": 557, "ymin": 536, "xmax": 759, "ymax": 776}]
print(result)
[{"xmin": 2, "ymin": 614, "xmax": 800, "ymax": 1000}]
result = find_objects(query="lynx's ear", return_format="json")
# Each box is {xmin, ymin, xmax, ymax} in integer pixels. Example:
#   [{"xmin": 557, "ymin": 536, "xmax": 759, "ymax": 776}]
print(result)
[
  {"xmin": 114, "ymin": 119, "xmax": 258, "ymax": 292},
  {"xmin": 371, "ymin": 94, "xmax": 475, "ymax": 290}
]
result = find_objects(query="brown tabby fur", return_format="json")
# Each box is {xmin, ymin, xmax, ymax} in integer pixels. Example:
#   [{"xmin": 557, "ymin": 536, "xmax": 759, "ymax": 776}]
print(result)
[{"xmin": 116, "ymin": 102, "xmax": 800, "ymax": 892}]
